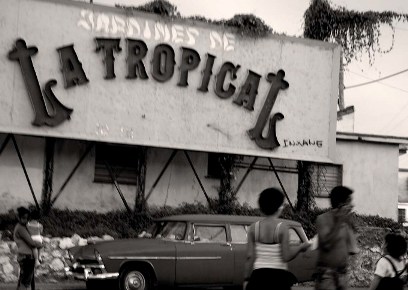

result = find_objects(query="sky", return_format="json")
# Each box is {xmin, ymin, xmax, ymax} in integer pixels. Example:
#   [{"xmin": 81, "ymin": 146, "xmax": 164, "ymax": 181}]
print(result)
[{"xmin": 89, "ymin": 0, "xmax": 408, "ymax": 138}]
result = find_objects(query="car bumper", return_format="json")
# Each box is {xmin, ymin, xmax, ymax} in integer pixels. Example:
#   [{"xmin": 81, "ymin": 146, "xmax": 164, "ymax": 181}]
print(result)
[{"xmin": 65, "ymin": 264, "xmax": 119, "ymax": 281}]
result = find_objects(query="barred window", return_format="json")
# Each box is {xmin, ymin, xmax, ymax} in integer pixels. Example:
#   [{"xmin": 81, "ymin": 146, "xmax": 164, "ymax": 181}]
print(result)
[
  {"xmin": 312, "ymin": 164, "xmax": 343, "ymax": 197},
  {"xmin": 398, "ymin": 209, "xmax": 406, "ymax": 223},
  {"xmin": 207, "ymin": 153, "xmax": 223, "ymax": 179},
  {"xmin": 94, "ymin": 143, "xmax": 140, "ymax": 185}
]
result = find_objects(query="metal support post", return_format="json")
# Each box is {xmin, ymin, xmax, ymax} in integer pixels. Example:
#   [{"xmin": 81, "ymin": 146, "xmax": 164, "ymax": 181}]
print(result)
[
  {"xmin": 146, "ymin": 149, "xmax": 178, "ymax": 202},
  {"xmin": 11, "ymin": 134, "xmax": 40, "ymax": 210},
  {"xmin": 0, "ymin": 134, "xmax": 11, "ymax": 156},
  {"xmin": 50, "ymin": 142, "xmax": 94, "ymax": 207},
  {"xmin": 234, "ymin": 157, "xmax": 258, "ymax": 196},
  {"xmin": 268, "ymin": 158, "xmax": 295, "ymax": 212},
  {"xmin": 104, "ymin": 160, "xmax": 132, "ymax": 214},
  {"xmin": 183, "ymin": 150, "xmax": 214, "ymax": 211}
]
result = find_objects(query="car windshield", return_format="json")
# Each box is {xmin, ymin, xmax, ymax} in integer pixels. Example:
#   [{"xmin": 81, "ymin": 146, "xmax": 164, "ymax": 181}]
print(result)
[{"xmin": 144, "ymin": 221, "xmax": 187, "ymax": 241}]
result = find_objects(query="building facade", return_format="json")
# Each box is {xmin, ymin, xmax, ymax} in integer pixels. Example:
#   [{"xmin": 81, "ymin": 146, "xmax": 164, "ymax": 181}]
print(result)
[
  {"xmin": 3, "ymin": 0, "xmax": 402, "ymax": 221},
  {"xmin": 0, "ymin": 132, "xmax": 405, "ymax": 220}
]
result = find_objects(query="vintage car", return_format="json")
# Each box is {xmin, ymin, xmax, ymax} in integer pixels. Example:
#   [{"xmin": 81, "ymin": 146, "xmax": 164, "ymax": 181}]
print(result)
[{"xmin": 66, "ymin": 214, "xmax": 317, "ymax": 290}]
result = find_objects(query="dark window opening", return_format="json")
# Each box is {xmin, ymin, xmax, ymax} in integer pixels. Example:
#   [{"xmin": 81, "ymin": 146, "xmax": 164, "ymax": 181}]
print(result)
[
  {"xmin": 94, "ymin": 143, "xmax": 141, "ymax": 185},
  {"xmin": 312, "ymin": 164, "xmax": 343, "ymax": 198},
  {"xmin": 398, "ymin": 209, "xmax": 406, "ymax": 223},
  {"xmin": 207, "ymin": 153, "xmax": 223, "ymax": 179}
]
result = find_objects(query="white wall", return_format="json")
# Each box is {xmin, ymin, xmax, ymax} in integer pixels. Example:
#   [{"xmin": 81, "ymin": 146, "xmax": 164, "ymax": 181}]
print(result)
[
  {"xmin": 52, "ymin": 142, "xmax": 298, "ymax": 211},
  {"xmin": 234, "ymin": 157, "xmax": 298, "ymax": 208},
  {"xmin": 334, "ymin": 139, "xmax": 399, "ymax": 220},
  {"xmin": 0, "ymin": 135, "xmax": 44, "ymax": 212},
  {"xmin": 0, "ymin": 134, "xmax": 401, "ymax": 221},
  {"xmin": 0, "ymin": 135, "xmax": 298, "ymax": 212}
]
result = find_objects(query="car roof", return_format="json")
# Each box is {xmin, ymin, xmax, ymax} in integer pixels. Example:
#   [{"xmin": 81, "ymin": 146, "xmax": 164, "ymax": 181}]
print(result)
[{"xmin": 154, "ymin": 214, "xmax": 302, "ymax": 226}]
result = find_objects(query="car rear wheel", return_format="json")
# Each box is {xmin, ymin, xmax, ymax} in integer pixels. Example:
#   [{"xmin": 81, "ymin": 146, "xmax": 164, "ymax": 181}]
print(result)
[{"xmin": 120, "ymin": 268, "xmax": 152, "ymax": 290}]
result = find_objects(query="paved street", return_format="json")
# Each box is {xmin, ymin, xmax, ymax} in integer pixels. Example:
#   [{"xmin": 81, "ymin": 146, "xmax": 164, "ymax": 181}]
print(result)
[{"xmin": 0, "ymin": 282, "xmax": 370, "ymax": 290}]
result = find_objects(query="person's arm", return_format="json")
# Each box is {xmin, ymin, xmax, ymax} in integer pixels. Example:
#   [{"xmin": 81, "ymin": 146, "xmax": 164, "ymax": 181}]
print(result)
[
  {"xmin": 368, "ymin": 275, "xmax": 382, "ymax": 290},
  {"xmin": 18, "ymin": 226, "xmax": 42, "ymax": 248},
  {"xmin": 346, "ymin": 224, "xmax": 359, "ymax": 255},
  {"xmin": 280, "ymin": 222, "xmax": 310, "ymax": 262},
  {"xmin": 244, "ymin": 224, "xmax": 256, "ymax": 282}
]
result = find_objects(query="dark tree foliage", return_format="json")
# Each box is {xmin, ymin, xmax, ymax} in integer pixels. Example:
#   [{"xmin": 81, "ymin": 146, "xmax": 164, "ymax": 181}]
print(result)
[
  {"xmin": 217, "ymin": 154, "xmax": 240, "ymax": 214},
  {"xmin": 304, "ymin": 0, "xmax": 408, "ymax": 65},
  {"xmin": 117, "ymin": 1, "xmax": 272, "ymax": 38},
  {"xmin": 296, "ymin": 161, "xmax": 315, "ymax": 212},
  {"xmin": 116, "ymin": 0, "xmax": 179, "ymax": 17},
  {"xmin": 218, "ymin": 14, "xmax": 272, "ymax": 37}
]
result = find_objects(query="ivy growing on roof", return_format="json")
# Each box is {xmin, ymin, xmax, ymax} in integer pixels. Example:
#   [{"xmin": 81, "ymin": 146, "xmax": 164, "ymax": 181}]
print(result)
[
  {"xmin": 116, "ymin": 0, "xmax": 272, "ymax": 37},
  {"xmin": 304, "ymin": 0, "xmax": 408, "ymax": 65}
]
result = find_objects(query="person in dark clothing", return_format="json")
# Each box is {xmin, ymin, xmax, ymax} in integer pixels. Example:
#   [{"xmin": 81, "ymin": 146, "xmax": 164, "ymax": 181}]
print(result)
[
  {"xmin": 314, "ymin": 186, "xmax": 359, "ymax": 290},
  {"xmin": 14, "ymin": 206, "xmax": 42, "ymax": 290},
  {"xmin": 368, "ymin": 233, "xmax": 407, "ymax": 290},
  {"xmin": 244, "ymin": 188, "xmax": 310, "ymax": 290}
]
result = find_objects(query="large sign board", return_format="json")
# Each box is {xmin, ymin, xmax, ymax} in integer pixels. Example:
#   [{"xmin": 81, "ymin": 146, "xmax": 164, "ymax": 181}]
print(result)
[{"xmin": 0, "ymin": 0, "xmax": 340, "ymax": 162}]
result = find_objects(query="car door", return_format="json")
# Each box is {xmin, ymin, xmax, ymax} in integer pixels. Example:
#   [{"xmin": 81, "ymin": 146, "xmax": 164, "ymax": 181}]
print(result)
[
  {"xmin": 175, "ymin": 223, "xmax": 234, "ymax": 285},
  {"xmin": 287, "ymin": 226, "xmax": 318, "ymax": 282},
  {"xmin": 229, "ymin": 224, "xmax": 250, "ymax": 285}
]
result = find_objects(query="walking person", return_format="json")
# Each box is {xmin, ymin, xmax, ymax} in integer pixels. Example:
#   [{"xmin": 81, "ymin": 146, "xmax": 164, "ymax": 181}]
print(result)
[
  {"xmin": 14, "ymin": 206, "xmax": 42, "ymax": 290},
  {"xmin": 244, "ymin": 187, "xmax": 311, "ymax": 290},
  {"xmin": 314, "ymin": 186, "xmax": 359, "ymax": 290},
  {"xmin": 368, "ymin": 233, "xmax": 407, "ymax": 290}
]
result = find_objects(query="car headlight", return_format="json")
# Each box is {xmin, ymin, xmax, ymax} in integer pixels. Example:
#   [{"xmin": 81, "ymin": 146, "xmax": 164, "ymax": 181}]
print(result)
[{"xmin": 94, "ymin": 249, "xmax": 104, "ymax": 265}]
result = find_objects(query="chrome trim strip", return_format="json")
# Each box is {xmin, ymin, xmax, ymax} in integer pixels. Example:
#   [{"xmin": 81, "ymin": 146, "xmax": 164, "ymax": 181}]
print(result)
[
  {"xmin": 177, "ymin": 256, "xmax": 221, "ymax": 260},
  {"xmin": 108, "ymin": 256, "xmax": 221, "ymax": 260},
  {"xmin": 108, "ymin": 256, "xmax": 176, "ymax": 260},
  {"xmin": 72, "ymin": 263, "xmax": 105, "ymax": 269}
]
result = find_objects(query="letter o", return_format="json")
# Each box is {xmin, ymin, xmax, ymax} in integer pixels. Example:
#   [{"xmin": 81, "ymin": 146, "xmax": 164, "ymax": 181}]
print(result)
[{"xmin": 151, "ymin": 44, "xmax": 175, "ymax": 82}]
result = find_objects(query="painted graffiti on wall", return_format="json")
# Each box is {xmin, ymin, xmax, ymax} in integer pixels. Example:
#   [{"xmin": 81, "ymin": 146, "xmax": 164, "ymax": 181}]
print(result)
[{"xmin": 78, "ymin": 10, "xmax": 235, "ymax": 52}]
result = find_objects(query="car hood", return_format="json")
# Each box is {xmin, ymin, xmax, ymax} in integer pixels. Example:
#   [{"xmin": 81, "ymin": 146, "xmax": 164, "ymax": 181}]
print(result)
[{"xmin": 74, "ymin": 238, "xmax": 176, "ymax": 260}]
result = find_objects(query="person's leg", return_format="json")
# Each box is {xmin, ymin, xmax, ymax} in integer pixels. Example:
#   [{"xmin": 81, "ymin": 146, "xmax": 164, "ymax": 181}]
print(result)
[
  {"xmin": 21, "ymin": 257, "xmax": 35, "ymax": 289},
  {"xmin": 16, "ymin": 254, "xmax": 26, "ymax": 290},
  {"xmin": 17, "ymin": 255, "xmax": 34, "ymax": 290},
  {"xmin": 315, "ymin": 267, "xmax": 336, "ymax": 290},
  {"xmin": 334, "ymin": 269, "xmax": 348, "ymax": 290},
  {"xmin": 31, "ymin": 276, "xmax": 35, "ymax": 290},
  {"xmin": 249, "ymin": 268, "xmax": 292, "ymax": 290}
]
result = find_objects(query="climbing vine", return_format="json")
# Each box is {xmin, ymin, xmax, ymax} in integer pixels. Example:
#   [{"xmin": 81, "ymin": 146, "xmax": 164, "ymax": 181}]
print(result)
[
  {"xmin": 304, "ymin": 0, "xmax": 408, "ymax": 65},
  {"xmin": 296, "ymin": 161, "xmax": 316, "ymax": 212},
  {"xmin": 215, "ymin": 14, "xmax": 272, "ymax": 37},
  {"xmin": 216, "ymin": 154, "xmax": 241, "ymax": 214},
  {"xmin": 117, "ymin": 0, "xmax": 179, "ymax": 17},
  {"xmin": 117, "ymin": 0, "xmax": 272, "ymax": 38}
]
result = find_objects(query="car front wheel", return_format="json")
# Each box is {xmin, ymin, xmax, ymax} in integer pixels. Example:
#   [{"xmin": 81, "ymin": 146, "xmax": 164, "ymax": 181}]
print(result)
[{"xmin": 120, "ymin": 268, "xmax": 152, "ymax": 290}]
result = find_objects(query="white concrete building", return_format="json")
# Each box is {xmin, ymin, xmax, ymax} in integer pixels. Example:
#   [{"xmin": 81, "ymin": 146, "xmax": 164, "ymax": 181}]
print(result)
[{"xmin": 1, "ymin": 0, "xmax": 406, "ymax": 221}]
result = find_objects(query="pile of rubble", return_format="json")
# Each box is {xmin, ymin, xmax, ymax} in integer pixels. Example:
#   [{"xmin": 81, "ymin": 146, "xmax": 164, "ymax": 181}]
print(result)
[{"xmin": 0, "ymin": 232, "xmax": 114, "ymax": 283}]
